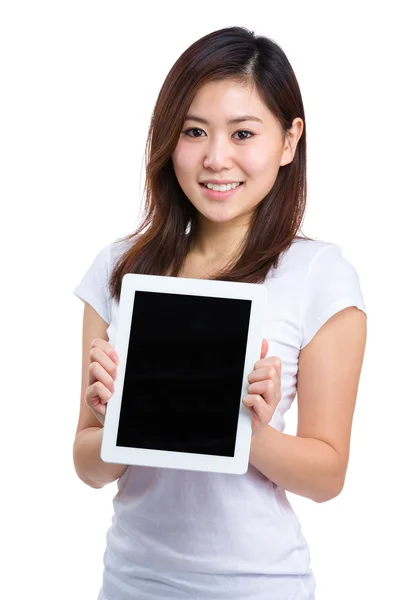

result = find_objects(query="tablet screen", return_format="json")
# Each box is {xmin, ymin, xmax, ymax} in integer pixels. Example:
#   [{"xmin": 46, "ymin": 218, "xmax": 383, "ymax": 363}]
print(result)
[{"xmin": 116, "ymin": 290, "xmax": 252, "ymax": 457}]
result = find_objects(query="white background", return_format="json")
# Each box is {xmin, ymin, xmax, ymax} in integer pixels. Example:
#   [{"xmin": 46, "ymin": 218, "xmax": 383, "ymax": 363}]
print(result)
[{"xmin": 1, "ymin": 1, "xmax": 399, "ymax": 598}]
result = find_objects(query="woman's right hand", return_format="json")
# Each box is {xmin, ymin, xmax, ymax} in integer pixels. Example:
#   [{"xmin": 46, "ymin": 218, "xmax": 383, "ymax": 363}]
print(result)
[{"xmin": 85, "ymin": 338, "xmax": 120, "ymax": 426}]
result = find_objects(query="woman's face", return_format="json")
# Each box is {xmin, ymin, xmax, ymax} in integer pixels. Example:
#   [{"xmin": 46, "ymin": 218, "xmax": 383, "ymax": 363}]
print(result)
[{"xmin": 171, "ymin": 79, "xmax": 303, "ymax": 228}]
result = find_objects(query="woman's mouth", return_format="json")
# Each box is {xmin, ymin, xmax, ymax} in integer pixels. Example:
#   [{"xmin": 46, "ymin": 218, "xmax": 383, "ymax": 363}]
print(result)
[{"xmin": 199, "ymin": 182, "xmax": 244, "ymax": 200}]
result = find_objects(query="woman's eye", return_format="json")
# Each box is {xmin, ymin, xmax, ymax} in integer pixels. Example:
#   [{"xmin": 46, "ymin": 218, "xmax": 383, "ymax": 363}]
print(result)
[
  {"xmin": 234, "ymin": 130, "xmax": 253, "ymax": 140},
  {"xmin": 182, "ymin": 128, "xmax": 254, "ymax": 140},
  {"xmin": 183, "ymin": 128, "xmax": 204, "ymax": 138}
]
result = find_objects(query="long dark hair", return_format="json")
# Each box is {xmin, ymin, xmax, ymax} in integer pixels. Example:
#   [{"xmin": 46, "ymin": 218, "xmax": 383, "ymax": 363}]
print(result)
[{"xmin": 109, "ymin": 26, "xmax": 314, "ymax": 303}]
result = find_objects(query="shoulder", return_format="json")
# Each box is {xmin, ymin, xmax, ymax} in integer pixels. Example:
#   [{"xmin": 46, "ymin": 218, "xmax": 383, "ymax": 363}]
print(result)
[
  {"xmin": 109, "ymin": 234, "xmax": 138, "ymax": 266},
  {"xmin": 288, "ymin": 237, "xmax": 363, "ymax": 294},
  {"xmin": 82, "ymin": 236, "xmax": 133, "ymax": 283},
  {"xmin": 84, "ymin": 235, "xmax": 136, "ymax": 281},
  {"xmin": 272, "ymin": 237, "xmax": 341, "ymax": 281},
  {"xmin": 284, "ymin": 236, "xmax": 341, "ymax": 266}
]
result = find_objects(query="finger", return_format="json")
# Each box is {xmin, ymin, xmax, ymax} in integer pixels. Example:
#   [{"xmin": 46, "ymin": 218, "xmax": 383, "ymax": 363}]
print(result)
[
  {"xmin": 89, "ymin": 347, "xmax": 118, "ymax": 384},
  {"xmin": 248, "ymin": 379, "xmax": 275, "ymax": 398},
  {"xmin": 88, "ymin": 360, "xmax": 116, "ymax": 393},
  {"xmin": 252, "ymin": 395, "xmax": 270, "ymax": 423},
  {"xmin": 253, "ymin": 355, "xmax": 281, "ymax": 374},
  {"xmin": 260, "ymin": 338, "xmax": 268, "ymax": 359},
  {"xmin": 91, "ymin": 338, "xmax": 119, "ymax": 364},
  {"xmin": 248, "ymin": 364, "xmax": 279, "ymax": 384},
  {"xmin": 86, "ymin": 381, "xmax": 113, "ymax": 410},
  {"xmin": 243, "ymin": 394, "xmax": 271, "ymax": 423}
]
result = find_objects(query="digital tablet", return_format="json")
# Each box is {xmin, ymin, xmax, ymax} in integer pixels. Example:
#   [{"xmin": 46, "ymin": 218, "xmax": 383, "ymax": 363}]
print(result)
[{"xmin": 101, "ymin": 273, "xmax": 268, "ymax": 475}]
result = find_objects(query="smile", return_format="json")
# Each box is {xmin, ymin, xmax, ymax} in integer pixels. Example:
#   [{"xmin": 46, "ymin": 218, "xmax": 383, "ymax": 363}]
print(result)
[{"xmin": 199, "ymin": 182, "xmax": 244, "ymax": 200}]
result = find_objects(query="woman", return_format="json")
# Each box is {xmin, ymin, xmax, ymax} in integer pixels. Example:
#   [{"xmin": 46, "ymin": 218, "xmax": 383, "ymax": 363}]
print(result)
[{"xmin": 73, "ymin": 26, "xmax": 367, "ymax": 600}]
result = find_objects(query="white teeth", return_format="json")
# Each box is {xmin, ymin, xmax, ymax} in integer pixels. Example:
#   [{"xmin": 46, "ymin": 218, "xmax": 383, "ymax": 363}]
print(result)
[{"xmin": 204, "ymin": 182, "xmax": 242, "ymax": 191}]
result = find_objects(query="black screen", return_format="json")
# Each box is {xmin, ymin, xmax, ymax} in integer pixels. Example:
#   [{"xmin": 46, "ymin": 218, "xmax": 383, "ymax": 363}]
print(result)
[{"xmin": 116, "ymin": 291, "xmax": 252, "ymax": 457}]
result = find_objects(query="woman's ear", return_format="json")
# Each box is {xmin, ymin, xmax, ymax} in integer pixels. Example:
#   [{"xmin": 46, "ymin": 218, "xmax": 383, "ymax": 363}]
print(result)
[{"xmin": 280, "ymin": 118, "xmax": 304, "ymax": 167}]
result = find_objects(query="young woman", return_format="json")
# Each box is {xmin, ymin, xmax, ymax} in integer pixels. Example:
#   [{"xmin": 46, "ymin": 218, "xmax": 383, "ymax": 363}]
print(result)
[{"xmin": 73, "ymin": 26, "xmax": 367, "ymax": 600}]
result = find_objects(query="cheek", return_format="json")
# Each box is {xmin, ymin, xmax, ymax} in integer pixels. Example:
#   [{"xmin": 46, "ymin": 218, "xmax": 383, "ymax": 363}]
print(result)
[
  {"xmin": 245, "ymin": 145, "xmax": 280, "ymax": 175},
  {"xmin": 243, "ymin": 151, "xmax": 282, "ymax": 192},
  {"xmin": 172, "ymin": 142, "xmax": 195, "ymax": 177}
]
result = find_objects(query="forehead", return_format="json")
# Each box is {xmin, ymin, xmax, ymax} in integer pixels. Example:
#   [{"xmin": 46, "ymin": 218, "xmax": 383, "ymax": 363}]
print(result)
[{"xmin": 186, "ymin": 80, "xmax": 272, "ymax": 123}]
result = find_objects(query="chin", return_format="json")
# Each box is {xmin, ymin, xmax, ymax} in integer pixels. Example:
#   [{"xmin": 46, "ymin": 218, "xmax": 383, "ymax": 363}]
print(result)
[{"xmin": 199, "ymin": 208, "xmax": 241, "ymax": 224}]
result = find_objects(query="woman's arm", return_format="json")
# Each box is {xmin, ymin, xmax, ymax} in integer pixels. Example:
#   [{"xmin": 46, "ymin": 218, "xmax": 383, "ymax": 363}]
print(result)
[
  {"xmin": 249, "ymin": 306, "xmax": 367, "ymax": 503},
  {"xmin": 73, "ymin": 427, "xmax": 128, "ymax": 488}
]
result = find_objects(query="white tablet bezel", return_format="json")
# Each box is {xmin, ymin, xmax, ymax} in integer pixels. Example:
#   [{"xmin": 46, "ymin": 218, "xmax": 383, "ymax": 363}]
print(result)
[{"xmin": 101, "ymin": 273, "xmax": 267, "ymax": 475}]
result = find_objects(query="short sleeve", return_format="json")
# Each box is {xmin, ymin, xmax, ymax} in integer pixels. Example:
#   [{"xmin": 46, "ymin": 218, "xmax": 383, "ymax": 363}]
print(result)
[
  {"xmin": 300, "ymin": 244, "xmax": 367, "ymax": 349},
  {"xmin": 73, "ymin": 244, "xmax": 112, "ymax": 324}
]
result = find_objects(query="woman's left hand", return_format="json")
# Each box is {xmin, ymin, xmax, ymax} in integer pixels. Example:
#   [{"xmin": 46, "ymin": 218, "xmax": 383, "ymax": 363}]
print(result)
[{"xmin": 242, "ymin": 339, "xmax": 282, "ymax": 436}]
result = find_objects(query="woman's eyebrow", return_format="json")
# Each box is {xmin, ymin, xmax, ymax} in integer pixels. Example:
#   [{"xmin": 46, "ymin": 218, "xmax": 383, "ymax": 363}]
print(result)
[{"xmin": 184, "ymin": 113, "xmax": 263, "ymax": 125}]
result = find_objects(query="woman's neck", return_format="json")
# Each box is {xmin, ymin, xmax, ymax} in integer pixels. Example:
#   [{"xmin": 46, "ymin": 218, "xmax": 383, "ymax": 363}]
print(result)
[{"xmin": 190, "ymin": 217, "xmax": 250, "ymax": 263}]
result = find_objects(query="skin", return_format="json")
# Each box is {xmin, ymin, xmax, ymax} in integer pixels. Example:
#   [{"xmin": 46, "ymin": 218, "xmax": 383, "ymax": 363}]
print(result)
[
  {"xmin": 77, "ymin": 82, "xmax": 367, "ymax": 501},
  {"xmin": 171, "ymin": 79, "xmax": 303, "ymax": 435},
  {"xmin": 171, "ymin": 79, "xmax": 303, "ymax": 263},
  {"xmin": 168, "ymin": 79, "xmax": 366, "ymax": 504}
]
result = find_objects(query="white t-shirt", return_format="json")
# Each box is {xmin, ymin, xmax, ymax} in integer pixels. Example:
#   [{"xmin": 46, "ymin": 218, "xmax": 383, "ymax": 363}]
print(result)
[{"xmin": 74, "ymin": 236, "xmax": 367, "ymax": 600}]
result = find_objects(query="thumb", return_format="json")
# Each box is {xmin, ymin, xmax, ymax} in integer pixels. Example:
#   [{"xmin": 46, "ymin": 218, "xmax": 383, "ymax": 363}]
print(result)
[{"xmin": 260, "ymin": 338, "xmax": 268, "ymax": 359}]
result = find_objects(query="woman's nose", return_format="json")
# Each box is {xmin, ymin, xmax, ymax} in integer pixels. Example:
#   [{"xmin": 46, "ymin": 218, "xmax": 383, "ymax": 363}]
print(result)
[{"xmin": 204, "ymin": 141, "xmax": 234, "ymax": 170}]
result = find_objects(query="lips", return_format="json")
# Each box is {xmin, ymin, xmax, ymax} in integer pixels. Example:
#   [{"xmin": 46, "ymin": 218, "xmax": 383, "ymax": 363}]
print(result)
[
  {"xmin": 201, "ymin": 181, "xmax": 243, "ymax": 184},
  {"xmin": 198, "ymin": 181, "xmax": 244, "ymax": 201},
  {"xmin": 200, "ymin": 182, "xmax": 244, "ymax": 187}
]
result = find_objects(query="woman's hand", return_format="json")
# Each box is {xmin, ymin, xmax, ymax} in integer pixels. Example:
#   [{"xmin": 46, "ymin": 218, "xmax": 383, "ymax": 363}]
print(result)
[
  {"xmin": 85, "ymin": 338, "xmax": 120, "ymax": 426},
  {"xmin": 242, "ymin": 339, "xmax": 282, "ymax": 436}
]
